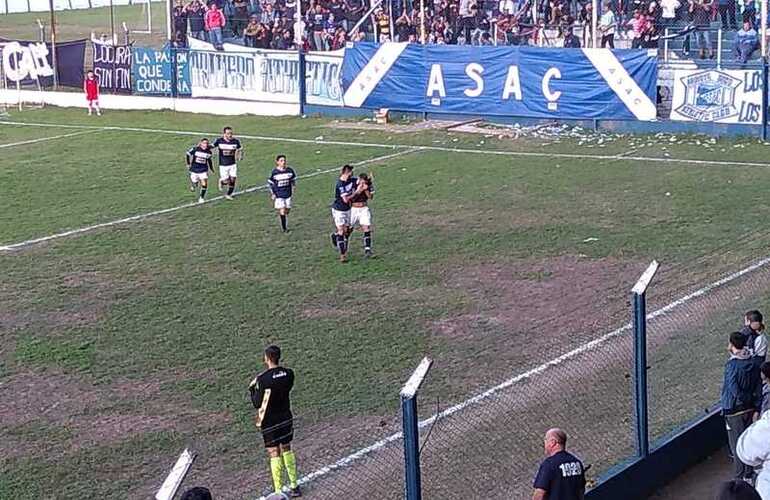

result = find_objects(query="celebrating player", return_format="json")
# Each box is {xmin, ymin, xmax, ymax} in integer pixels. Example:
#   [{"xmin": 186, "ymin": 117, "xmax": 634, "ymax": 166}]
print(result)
[
  {"xmin": 249, "ymin": 345, "xmax": 301, "ymax": 498},
  {"xmin": 185, "ymin": 138, "xmax": 215, "ymax": 204},
  {"xmin": 330, "ymin": 164, "xmax": 364, "ymax": 263},
  {"xmin": 83, "ymin": 70, "xmax": 101, "ymax": 116},
  {"xmin": 348, "ymin": 172, "xmax": 374, "ymax": 258},
  {"xmin": 267, "ymin": 155, "xmax": 297, "ymax": 233},
  {"xmin": 212, "ymin": 126, "xmax": 242, "ymax": 200}
]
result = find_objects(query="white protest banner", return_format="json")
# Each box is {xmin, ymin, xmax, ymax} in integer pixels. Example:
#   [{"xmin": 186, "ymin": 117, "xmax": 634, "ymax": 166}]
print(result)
[{"xmin": 670, "ymin": 68, "xmax": 763, "ymax": 124}]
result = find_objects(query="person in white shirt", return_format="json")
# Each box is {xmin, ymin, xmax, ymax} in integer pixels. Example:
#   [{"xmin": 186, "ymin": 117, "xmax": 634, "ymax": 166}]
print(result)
[
  {"xmin": 660, "ymin": 0, "xmax": 681, "ymax": 29},
  {"xmin": 599, "ymin": 1, "xmax": 617, "ymax": 47},
  {"xmin": 737, "ymin": 411, "xmax": 770, "ymax": 498}
]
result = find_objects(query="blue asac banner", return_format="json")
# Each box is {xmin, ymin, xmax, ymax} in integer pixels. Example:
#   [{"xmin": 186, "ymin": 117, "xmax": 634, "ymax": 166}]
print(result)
[
  {"xmin": 131, "ymin": 47, "xmax": 191, "ymax": 96},
  {"xmin": 342, "ymin": 43, "xmax": 658, "ymax": 121}
]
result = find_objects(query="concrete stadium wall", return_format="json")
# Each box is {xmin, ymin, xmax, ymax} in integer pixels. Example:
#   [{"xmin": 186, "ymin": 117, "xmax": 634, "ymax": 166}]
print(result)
[{"xmin": 0, "ymin": 89, "xmax": 299, "ymax": 115}]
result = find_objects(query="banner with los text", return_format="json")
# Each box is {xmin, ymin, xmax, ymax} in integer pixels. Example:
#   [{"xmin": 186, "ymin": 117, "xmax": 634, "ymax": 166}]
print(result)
[
  {"xmin": 669, "ymin": 69, "xmax": 763, "ymax": 124},
  {"xmin": 131, "ymin": 47, "xmax": 191, "ymax": 96},
  {"xmin": 1, "ymin": 38, "xmax": 85, "ymax": 88},
  {"xmin": 341, "ymin": 43, "xmax": 659, "ymax": 120},
  {"xmin": 186, "ymin": 37, "xmax": 342, "ymax": 104},
  {"xmin": 92, "ymin": 42, "xmax": 132, "ymax": 93}
]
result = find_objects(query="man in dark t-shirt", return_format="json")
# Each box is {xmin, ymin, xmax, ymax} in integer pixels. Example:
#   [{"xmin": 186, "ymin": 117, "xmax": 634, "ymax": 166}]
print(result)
[
  {"xmin": 249, "ymin": 345, "xmax": 301, "ymax": 497},
  {"xmin": 532, "ymin": 428, "xmax": 586, "ymax": 500}
]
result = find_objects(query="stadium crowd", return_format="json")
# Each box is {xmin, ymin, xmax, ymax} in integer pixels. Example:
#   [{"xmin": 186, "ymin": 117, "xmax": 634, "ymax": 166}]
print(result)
[{"xmin": 169, "ymin": 0, "xmax": 766, "ymax": 57}]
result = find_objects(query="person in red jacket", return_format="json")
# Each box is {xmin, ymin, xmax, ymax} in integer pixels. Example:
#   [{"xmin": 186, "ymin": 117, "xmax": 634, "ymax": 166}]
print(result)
[
  {"xmin": 83, "ymin": 70, "xmax": 101, "ymax": 116},
  {"xmin": 204, "ymin": 3, "xmax": 226, "ymax": 48}
]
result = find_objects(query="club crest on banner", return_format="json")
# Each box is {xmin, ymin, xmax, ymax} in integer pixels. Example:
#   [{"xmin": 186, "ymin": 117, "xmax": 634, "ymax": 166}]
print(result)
[
  {"xmin": 1, "ymin": 41, "xmax": 54, "ymax": 82},
  {"xmin": 675, "ymin": 70, "xmax": 742, "ymax": 122}
]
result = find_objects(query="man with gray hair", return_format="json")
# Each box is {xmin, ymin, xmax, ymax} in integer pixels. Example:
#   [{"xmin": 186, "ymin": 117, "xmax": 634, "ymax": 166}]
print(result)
[{"xmin": 532, "ymin": 428, "xmax": 586, "ymax": 500}]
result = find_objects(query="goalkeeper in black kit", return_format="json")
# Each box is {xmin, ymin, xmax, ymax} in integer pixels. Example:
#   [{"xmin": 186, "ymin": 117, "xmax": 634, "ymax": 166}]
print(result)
[{"xmin": 249, "ymin": 345, "xmax": 301, "ymax": 497}]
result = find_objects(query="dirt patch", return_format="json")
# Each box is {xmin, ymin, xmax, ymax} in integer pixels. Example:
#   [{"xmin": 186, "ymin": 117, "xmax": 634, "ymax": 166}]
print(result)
[
  {"xmin": 301, "ymin": 305, "xmax": 348, "ymax": 320},
  {"xmin": 1, "ymin": 267, "xmax": 158, "ymax": 336},
  {"xmin": 0, "ymin": 369, "xmax": 231, "ymax": 462},
  {"xmin": 433, "ymin": 255, "xmax": 642, "ymax": 340}
]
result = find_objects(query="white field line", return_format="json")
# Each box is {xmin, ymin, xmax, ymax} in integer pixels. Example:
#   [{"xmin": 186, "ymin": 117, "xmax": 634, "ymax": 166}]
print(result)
[
  {"xmin": 261, "ymin": 254, "xmax": 770, "ymax": 498},
  {"xmin": 0, "ymin": 129, "xmax": 92, "ymax": 149},
  {"xmin": 4, "ymin": 121, "xmax": 770, "ymax": 168},
  {"xmin": 0, "ymin": 148, "xmax": 421, "ymax": 252}
]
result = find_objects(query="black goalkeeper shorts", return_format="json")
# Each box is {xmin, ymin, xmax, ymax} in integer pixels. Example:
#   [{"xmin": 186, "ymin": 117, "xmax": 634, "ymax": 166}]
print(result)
[{"xmin": 262, "ymin": 419, "xmax": 294, "ymax": 448}]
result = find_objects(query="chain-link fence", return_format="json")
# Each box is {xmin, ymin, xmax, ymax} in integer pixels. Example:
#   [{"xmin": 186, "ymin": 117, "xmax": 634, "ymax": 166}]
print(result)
[{"xmin": 395, "ymin": 236, "xmax": 770, "ymax": 499}]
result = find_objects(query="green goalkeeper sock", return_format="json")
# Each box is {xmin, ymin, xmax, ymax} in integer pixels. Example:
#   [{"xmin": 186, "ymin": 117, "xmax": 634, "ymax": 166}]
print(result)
[
  {"xmin": 270, "ymin": 456, "xmax": 284, "ymax": 493},
  {"xmin": 282, "ymin": 450, "xmax": 298, "ymax": 489}
]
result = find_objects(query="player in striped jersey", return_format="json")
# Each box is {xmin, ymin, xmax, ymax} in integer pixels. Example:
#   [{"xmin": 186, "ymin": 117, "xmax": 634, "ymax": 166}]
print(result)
[
  {"xmin": 213, "ymin": 126, "xmax": 243, "ymax": 200},
  {"xmin": 267, "ymin": 155, "xmax": 297, "ymax": 233},
  {"xmin": 186, "ymin": 138, "xmax": 215, "ymax": 204}
]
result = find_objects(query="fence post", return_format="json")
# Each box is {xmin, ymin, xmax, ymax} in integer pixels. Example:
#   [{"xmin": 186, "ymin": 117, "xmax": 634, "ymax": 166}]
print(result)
[
  {"xmin": 717, "ymin": 28, "xmax": 722, "ymax": 68},
  {"xmin": 632, "ymin": 260, "xmax": 659, "ymax": 459},
  {"xmin": 401, "ymin": 357, "xmax": 433, "ymax": 500},
  {"xmin": 298, "ymin": 48, "xmax": 306, "ymax": 117},
  {"xmin": 762, "ymin": 0, "xmax": 767, "ymax": 59},
  {"xmin": 591, "ymin": 0, "xmax": 598, "ymax": 48},
  {"xmin": 763, "ymin": 62, "xmax": 768, "ymax": 141}
]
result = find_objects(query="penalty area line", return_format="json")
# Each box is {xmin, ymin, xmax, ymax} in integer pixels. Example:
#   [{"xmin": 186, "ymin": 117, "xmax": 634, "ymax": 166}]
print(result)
[
  {"xmin": 0, "ymin": 129, "xmax": 93, "ymax": 149},
  {"xmin": 4, "ymin": 120, "xmax": 770, "ymax": 169},
  {"xmin": 267, "ymin": 254, "xmax": 770, "ymax": 498},
  {"xmin": 0, "ymin": 148, "xmax": 422, "ymax": 253}
]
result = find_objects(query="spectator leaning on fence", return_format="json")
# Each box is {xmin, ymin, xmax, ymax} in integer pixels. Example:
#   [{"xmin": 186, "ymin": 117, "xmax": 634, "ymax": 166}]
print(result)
[
  {"xmin": 205, "ymin": 2, "xmax": 227, "ymax": 48},
  {"xmin": 737, "ymin": 412, "xmax": 770, "ymax": 499},
  {"xmin": 721, "ymin": 331, "xmax": 763, "ymax": 482},
  {"xmin": 532, "ymin": 428, "xmax": 586, "ymax": 500}
]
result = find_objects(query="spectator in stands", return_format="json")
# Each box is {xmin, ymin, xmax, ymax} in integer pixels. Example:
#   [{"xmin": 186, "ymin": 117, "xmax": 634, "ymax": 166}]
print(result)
[
  {"xmin": 599, "ymin": 1, "xmax": 617, "ymax": 47},
  {"xmin": 579, "ymin": 1, "xmax": 593, "ymax": 47},
  {"xmin": 690, "ymin": 0, "xmax": 713, "ymax": 58},
  {"xmin": 244, "ymin": 15, "xmax": 261, "ymax": 46},
  {"xmin": 180, "ymin": 486, "xmax": 213, "ymax": 500},
  {"xmin": 742, "ymin": 310, "xmax": 768, "ymax": 367},
  {"xmin": 395, "ymin": 11, "xmax": 414, "ymax": 41},
  {"xmin": 563, "ymin": 25, "xmax": 581, "ymax": 46},
  {"xmin": 627, "ymin": 9, "xmax": 650, "ymax": 47},
  {"xmin": 660, "ymin": 0, "xmax": 681, "ymax": 30},
  {"xmin": 722, "ymin": 330, "xmax": 762, "ymax": 482},
  {"xmin": 532, "ymin": 428, "xmax": 586, "ymax": 500},
  {"xmin": 716, "ymin": 480, "xmax": 762, "ymax": 500},
  {"xmin": 277, "ymin": 29, "xmax": 297, "ymax": 49},
  {"xmin": 231, "ymin": 0, "xmax": 249, "ymax": 36},
  {"xmin": 205, "ymin": 2, "xmax": 227, "ymax": 47},
  {"xmin": 173, "ymin": 0, "xmax": 189, "ymax": 41},
  {"xmin": 331, "ymin": 27, "xmax": 348, "ymax": 49},
  {"xmin": 718, "ymin": 0, "xmax": 739, "ymax": 30},
  {"xmin": 760, "ymin": 361, "xmax": 770, "ymax": 415},
  {"xmin": 172, "ymin": 30, "xmax": 189, "ymax": 48},
  {"xmin": 738, "ymin": 413, "xmax": 770, "ymax": 499},
  {"xmin": 187, "ymin": 0, "xmax": 208, "ymax": 41}
]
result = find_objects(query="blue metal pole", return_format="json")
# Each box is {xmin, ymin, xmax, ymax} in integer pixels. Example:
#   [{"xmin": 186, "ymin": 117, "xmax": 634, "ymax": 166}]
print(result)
[
  {"xmin": 402, "ymin": 395, "xmax": 422, "ymax": 500},
  {"xmin": 634, "ymin": 291, "xmax": 649, "ymax": 458},
  {"xmin": 762, "ymin": 62, "xmax": 768, "ymax": 142},
  {"xmin": 298, "ymin": 48, "xmax": 307, "ymax": 117}
]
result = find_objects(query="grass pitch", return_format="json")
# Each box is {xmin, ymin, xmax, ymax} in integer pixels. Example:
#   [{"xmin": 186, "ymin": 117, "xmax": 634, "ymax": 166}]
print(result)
[{"xmin": 2, "ymin": 109, "xmax": 770, "ymax": 499}]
